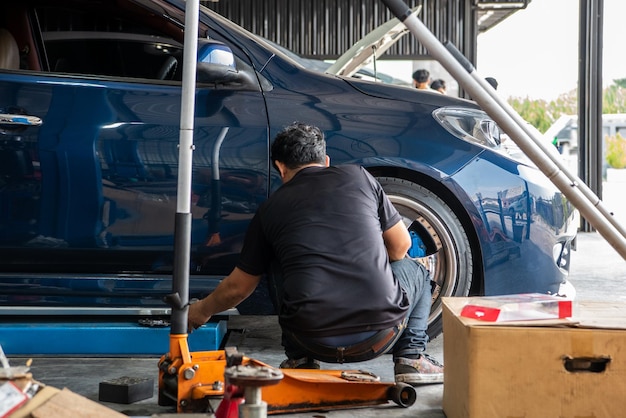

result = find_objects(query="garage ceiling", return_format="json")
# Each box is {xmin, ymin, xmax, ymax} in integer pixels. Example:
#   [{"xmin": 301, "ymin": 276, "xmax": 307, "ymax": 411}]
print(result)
[
  {"xmin": 202, "ymin": 0, "xmax": 530, "ymax": 62},
  {"xmin": 475, "ymin": 0, "xmax": 531, "ymax": 33}
]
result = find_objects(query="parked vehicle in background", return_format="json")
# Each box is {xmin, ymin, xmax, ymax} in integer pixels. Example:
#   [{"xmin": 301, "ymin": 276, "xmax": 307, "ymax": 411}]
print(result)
[
  {"xmin": 544, "ymin": 113, "xmax": 626, "ymax": 175},
  {"xmin": 0, "ymin": 0, "xmax": 577, "ymax": 338}
]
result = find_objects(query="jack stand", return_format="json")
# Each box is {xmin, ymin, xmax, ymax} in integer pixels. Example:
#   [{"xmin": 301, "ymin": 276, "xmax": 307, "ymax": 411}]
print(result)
[
  {"xmin": 220, "ymin": 349, "xmax": 283, "ymax": 418},
  {"xmin": 214, "ymin": 384, "xmax": 244, "ymax": 418}
]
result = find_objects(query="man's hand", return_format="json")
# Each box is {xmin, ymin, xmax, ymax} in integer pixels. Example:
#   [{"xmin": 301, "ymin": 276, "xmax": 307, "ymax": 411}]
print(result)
[{"xmin": 188, "ymin": 298, "xmax": 211, "ymax": 333}]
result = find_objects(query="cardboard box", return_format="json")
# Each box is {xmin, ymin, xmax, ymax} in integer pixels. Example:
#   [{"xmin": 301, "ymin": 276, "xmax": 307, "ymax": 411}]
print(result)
[
  {"xmin": 442, "ymin": 297, "xmax": 626, "ymax": 418},
  {"xmin": 9, "ymin": 386, "xmax": 60, "ymax": 418},
  {"xmin": 30, "ymin": 388, "xmax": 128, "ymax": 418}
]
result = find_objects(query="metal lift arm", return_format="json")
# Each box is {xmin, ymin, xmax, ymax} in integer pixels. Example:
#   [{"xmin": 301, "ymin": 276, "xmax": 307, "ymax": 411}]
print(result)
[{"xmin": 379, "ymin": 0, "xmax": 626, "ymax": 260}]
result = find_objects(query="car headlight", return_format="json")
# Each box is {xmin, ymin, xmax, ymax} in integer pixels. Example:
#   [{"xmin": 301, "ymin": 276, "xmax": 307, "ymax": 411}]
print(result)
[
  {"xmin": 432, "ymin": 106, "xmax": 538, "ymax": 164},
  {"xmin": 432, "ymin": 107, "xmax": 501, "ymax": 148}
]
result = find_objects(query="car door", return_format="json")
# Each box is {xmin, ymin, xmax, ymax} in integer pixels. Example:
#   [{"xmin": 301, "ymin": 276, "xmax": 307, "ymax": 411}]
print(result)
[{"xmin": 0, "ymin": 0, "xmax": 269, "ymax": 306}]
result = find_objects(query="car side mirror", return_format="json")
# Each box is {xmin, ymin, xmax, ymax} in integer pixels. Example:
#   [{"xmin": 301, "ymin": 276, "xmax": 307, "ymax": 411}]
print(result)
[{"xmin": 196, "ymin": 39, "xmax": 255, "ymax": 88}]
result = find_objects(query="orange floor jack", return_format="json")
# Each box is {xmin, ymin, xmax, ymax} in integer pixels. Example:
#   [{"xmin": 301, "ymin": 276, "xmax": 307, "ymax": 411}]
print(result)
[
  {"xmin": 158, "ymin": 297, "xmax": 416, "ymax": 416},
  {"xmin": 158, "ymin": 336, "xmax": 416, "ymax": 416}
]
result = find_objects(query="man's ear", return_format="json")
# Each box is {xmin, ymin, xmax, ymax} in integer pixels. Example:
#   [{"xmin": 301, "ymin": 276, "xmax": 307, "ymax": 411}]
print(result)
[
  {"xmin": 274, "ymin": 161, "xmax": 287, "ymax": 179},
  {"xmin": 324, "ymin": 155, "xmax": 330, "ymax": 167}
]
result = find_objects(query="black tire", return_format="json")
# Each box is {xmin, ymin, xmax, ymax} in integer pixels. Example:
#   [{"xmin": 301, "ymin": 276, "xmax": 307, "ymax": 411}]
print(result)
[{"xmin": 377, "ymin": 177, "xmax": 473, "ymax": 339}]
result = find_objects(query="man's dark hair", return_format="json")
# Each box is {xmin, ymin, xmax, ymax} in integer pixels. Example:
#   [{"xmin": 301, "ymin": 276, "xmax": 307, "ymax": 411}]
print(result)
[
  {"xmin": 271, "ymin": 122, "xmax": 326, "ymax": 170},
  {"xmin": 430, "ymin": 79, "xmax": 446, "ymax": 91},
  {"xmin": 412, "ymin": 69, "xmax": 430, "ymax": 84}
]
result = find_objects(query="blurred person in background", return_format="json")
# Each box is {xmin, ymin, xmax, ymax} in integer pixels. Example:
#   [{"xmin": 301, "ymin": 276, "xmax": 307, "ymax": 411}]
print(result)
[
  {"xmin": 430, "ymin": 79, "xmax": 446, "ymax": 94},
  {"xmin": 412, "ymin": 69, "xmax": 430, "ymax": 89}
]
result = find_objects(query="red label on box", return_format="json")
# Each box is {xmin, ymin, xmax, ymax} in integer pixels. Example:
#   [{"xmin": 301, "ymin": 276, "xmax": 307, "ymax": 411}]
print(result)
[{"xmin": 460, "ymin": 305, "xmax": 502, "ymax": 321}]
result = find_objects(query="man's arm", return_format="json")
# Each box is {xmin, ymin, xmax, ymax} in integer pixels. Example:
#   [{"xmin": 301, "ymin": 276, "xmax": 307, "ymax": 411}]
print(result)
[
  {"xmin": 188, "ymin": 267, "xmax": 262, "ymax": 331},
  {"xmin": 383, "ymin": 220, "xmax": 412, "ymax": 261}
]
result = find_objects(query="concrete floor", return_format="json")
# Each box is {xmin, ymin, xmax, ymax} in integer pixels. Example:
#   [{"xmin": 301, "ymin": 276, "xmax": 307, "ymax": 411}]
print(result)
[{"xmin": 7, "ymin": 231, "xmax": 626, "ymax": 417}]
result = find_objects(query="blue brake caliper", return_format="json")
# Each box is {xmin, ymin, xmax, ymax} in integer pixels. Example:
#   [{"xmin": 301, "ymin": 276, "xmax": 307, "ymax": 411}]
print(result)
[{"xmin": 408, "ymin": 230, "xmax": 427, "ymax": 258}]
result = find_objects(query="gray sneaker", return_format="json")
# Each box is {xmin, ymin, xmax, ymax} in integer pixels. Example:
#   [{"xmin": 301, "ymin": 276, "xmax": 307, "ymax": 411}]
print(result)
[
  {"xmin": 279, "ymin": 357, "xmax": 321, "ymax": 369},
  {"xmin": 394, "ymin": 354, "xmax": 444, "ymax": 385}
]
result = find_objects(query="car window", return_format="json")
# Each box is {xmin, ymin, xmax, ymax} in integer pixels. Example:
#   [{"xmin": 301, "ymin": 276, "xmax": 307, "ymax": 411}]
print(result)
[{"xmin": 36, "ymin": 5, "xmax": 183, "ymax": 81}]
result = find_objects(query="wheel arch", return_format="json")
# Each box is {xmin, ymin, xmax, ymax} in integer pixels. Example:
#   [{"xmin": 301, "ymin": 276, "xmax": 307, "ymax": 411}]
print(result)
[{"xmin": 366, "ymin": 165, "xmax": 485, "ymax": 297}]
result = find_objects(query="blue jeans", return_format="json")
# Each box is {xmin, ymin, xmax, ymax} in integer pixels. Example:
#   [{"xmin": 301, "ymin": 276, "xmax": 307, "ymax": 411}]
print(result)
[
  {"xmin": 390, "ymin": 257, "xmax": 431, "ymax": 359},
  {"xmin": 269, "ymin": 257, "xmax": 432, "ymax": 360}
]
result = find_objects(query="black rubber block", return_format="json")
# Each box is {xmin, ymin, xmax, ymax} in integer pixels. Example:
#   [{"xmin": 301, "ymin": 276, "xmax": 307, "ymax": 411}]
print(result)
[{"xmin": 98, "ymin": 376, "xmax": 154, "ymax": 404}]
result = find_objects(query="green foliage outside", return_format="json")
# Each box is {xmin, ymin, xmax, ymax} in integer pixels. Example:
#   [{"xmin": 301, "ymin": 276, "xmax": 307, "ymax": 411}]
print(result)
[
  {"xmin": 605, "ymin": 132, "xmax": 626, "ymax": 169},
  {"xmin": 602, "ymin": 80, "xmax": 626, "ymax": 114},
  {"xmin": 507, "ymin": 78, "xmax": 626, "ymax": 135},
  {"xmin": 508, "ymin": 89, "xmax": 576, "ymax": 134}
]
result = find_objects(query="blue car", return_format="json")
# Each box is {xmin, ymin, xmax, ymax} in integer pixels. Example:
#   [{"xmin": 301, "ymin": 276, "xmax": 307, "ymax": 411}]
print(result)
[{"xmin": 0, "ymin": 0, "xmax": 577, "ymax": 337}]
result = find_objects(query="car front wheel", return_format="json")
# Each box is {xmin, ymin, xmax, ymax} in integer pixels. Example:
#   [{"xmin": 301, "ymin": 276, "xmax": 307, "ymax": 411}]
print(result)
[{"xmin": 377, "ymin": 177, "xmax": 474, "ymax": 339}]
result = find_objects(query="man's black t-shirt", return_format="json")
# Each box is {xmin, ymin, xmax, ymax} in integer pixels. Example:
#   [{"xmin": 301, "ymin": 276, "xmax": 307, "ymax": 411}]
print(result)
[{"xmin": 236, "ymin": 165, "xmax": 409, "ymax": 337}]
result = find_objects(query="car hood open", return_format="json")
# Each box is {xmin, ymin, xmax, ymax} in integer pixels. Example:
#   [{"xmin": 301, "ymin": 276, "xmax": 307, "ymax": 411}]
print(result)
[{"xmin": 325, "ymin": 5, "xmax": 421, "ymax": 78}]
